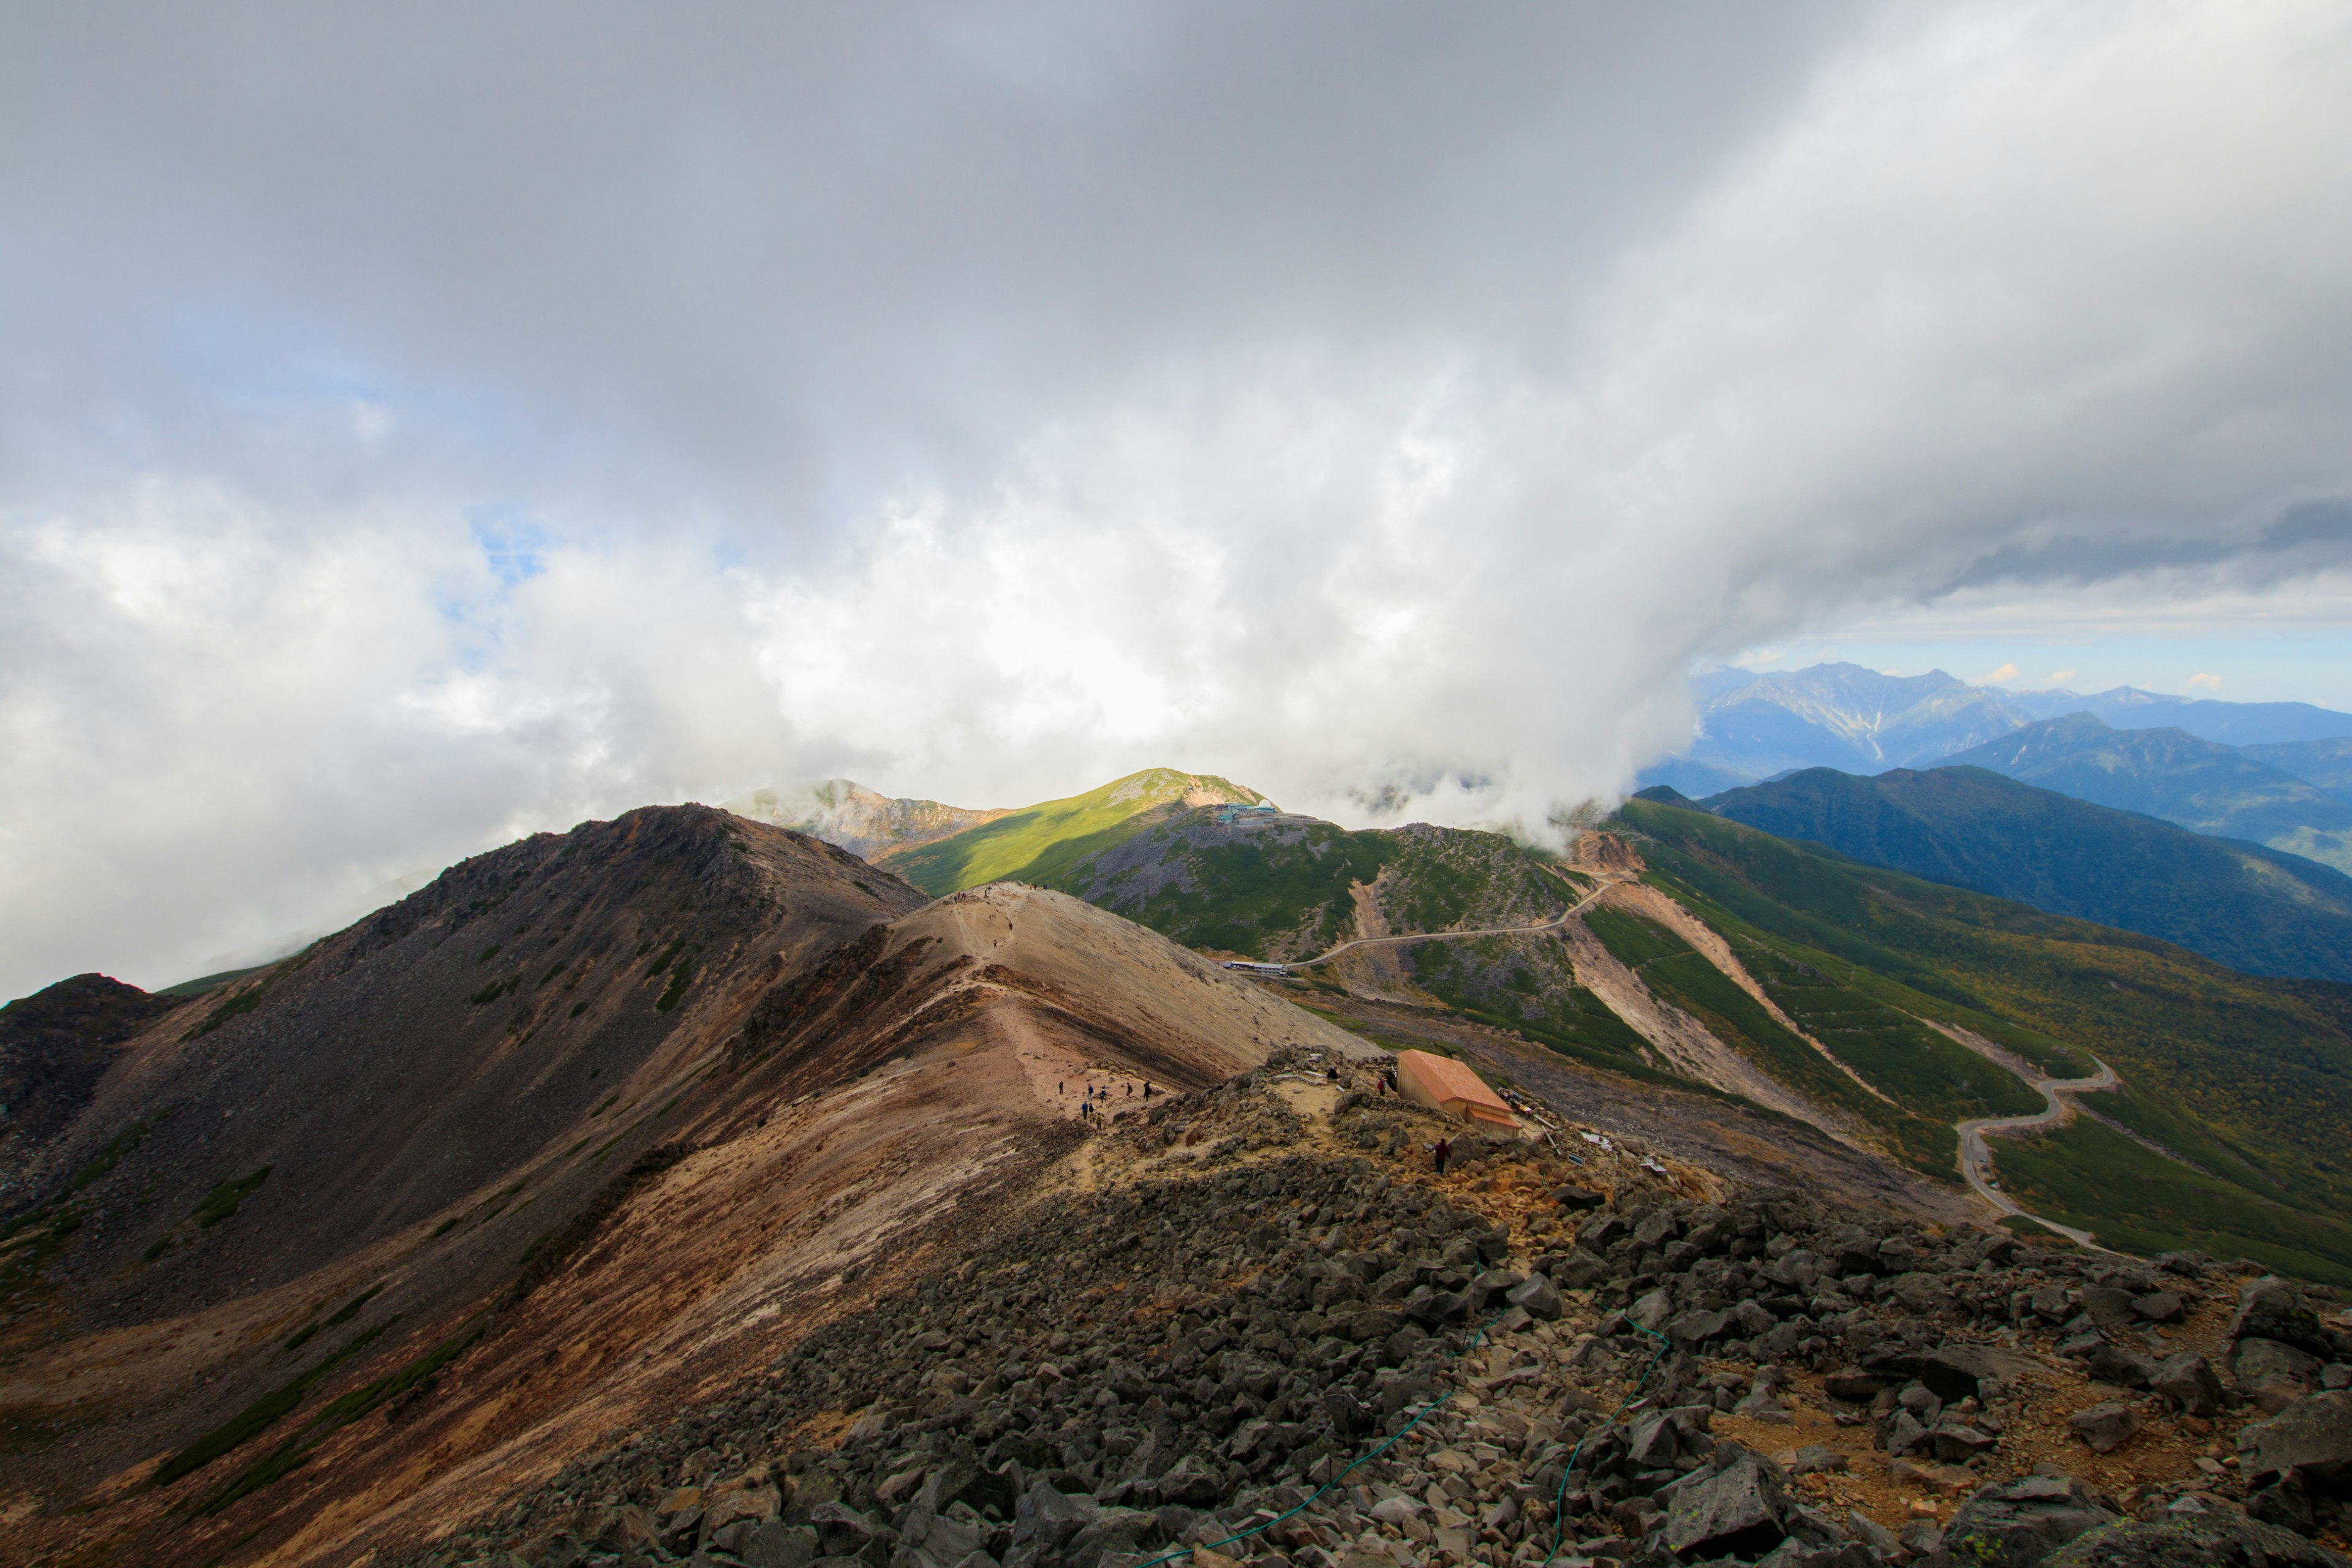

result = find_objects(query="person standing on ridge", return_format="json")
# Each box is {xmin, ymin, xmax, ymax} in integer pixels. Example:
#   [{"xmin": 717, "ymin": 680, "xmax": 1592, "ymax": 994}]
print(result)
[{"xmin": 1432, "ymin": 1137, "xmax": 1451, "ymax": 1176}]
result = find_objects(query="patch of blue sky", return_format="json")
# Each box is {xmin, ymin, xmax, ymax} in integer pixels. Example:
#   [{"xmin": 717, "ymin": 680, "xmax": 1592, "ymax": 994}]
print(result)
[{"xmin": 469, "ymin": 503, "xmax": 552, "ymax": 589}]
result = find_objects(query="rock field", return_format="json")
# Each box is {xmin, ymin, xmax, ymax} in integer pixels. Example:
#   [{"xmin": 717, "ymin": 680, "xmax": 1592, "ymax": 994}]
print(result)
[{"xmin": 410, "ymin": 1051, "xmax": 2352, "ymax": 1568}]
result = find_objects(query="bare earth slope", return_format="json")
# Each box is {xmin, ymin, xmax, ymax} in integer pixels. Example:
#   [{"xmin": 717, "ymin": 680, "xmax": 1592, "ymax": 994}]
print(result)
[{"xmin": 0, "ymin": 816, "xmax": 1363, "ymax": 1567}]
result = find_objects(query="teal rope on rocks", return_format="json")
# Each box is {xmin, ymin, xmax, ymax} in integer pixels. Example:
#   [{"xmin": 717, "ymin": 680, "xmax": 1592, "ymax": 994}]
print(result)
[
  {"xmin": 1128, "ymin": 1304, "xmax": 1521, "ymax": 1568},
  {"xmin": 1537, "ymin": 1321, "xmax": 1672, "ymax": 1568}
]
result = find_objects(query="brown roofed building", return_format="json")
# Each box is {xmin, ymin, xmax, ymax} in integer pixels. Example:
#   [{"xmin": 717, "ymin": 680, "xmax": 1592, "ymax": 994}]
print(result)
[{"xmin": 1392, "ymin": 1049, "xmax": 1521, "ymax": 1134}]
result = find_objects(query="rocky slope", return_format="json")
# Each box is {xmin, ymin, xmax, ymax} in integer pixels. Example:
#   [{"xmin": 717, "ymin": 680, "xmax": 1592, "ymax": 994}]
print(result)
[
  {"xmin": 0, "ymin": 811, "xmax": 1359, "ymax": 1567},
  {"xmin": 0, "ymin": 973, "xmax": 177, "ymax": 1204},
  {"xmin": 396, "ymin": 1049, "xmax": 2352, "ymax": 1568},
  {"xmin": 723, "ymin": 782, "xmax": 1009, "ymax": 862}
]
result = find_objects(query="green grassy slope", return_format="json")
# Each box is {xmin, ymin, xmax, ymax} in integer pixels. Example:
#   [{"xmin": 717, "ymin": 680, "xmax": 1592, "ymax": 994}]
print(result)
[
  {"xmin": 1049, "ymin": 810, "xmax": 1583, "ymax": 962},
  {"xmin": 1619, "ymin": 793, "xmax": 2352, "ymax": 1278},
  {"xmin": 878, "ymin": 769, "xmax": 1265, "ymax": 895},
  {"xmin": 1698, "ymin": 765, "xmax": 2352, "ymax": 981}
]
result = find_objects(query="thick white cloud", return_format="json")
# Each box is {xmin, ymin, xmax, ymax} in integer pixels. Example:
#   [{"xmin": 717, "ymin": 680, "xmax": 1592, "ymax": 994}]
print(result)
[{"xmin": 4, "ymin": 1, "xmax": 2352, "ymax": 997}]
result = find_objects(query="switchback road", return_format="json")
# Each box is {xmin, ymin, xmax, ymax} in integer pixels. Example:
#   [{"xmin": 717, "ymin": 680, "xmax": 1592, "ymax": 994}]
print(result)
[
  {"xmin": 1955, "ymin": 1060, "xmax": 2120, "ymax": 1250},
  {"xmin": 1285, "ymin": 870, "xmax": 1628, "ymax": 970}
]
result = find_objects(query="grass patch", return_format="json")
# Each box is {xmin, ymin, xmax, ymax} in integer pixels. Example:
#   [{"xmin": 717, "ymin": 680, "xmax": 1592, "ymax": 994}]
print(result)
[
  {"xmin": 151, "ymin": 1318, "xmax": 394, "ymax": 1488},
  {"xmin": 466, "ymin": 974, "xmax": 520, "ymax": 1007},
  {"xmin": 193, "ymin": 1167, "xmax": 271, "ymax": 1229},
  {"xmin": 69, "ymin": 1118, "xmax": 152, "ymax": 1191},
  {"xmin": 886, "ymin": 767, "xmax": 1265, "ymax": 894},
  {"xmin": 1992, "ymin": 1115, "xmax": 2352, "ymax": 1284}
]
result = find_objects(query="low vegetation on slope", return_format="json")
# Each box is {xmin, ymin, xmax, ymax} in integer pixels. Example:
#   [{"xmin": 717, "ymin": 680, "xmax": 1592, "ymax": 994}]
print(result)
[
  {"xmin": 1695, "ymin": 765, "xmax": 2352, "ymax": 982},
  {"xmin": 1618, "ymin": 794, "xmax": 2352, "ymax": 1278},
  {"xmin": 1050, "ymin": 810, "xmax": 1580, "ymax": 962},
  {"xmin": 881, "ymin": 769, "xmax": 1265, "ymax": 895}
]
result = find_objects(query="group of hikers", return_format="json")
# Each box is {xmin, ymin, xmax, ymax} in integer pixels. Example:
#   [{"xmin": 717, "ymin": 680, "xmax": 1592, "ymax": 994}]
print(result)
[
  {"xmin": 1050, "ymin": 1060, "xmax": 1458, "ymax": 1170},
  {"xmin": 1060, "ymin": 1077, "xmax": 1153, "ymax": 1122}
]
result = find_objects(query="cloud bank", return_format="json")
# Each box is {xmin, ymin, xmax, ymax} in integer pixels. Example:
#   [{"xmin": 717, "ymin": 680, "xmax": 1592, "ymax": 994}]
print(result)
[{"xmin": 6, "ymin": 1, "xmax": 2352, "ymax": 995}]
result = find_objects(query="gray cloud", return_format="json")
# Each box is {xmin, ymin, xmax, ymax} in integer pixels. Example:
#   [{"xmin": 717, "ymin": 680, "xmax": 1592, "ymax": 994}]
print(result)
[{"xmin": 5, "ymin": 1, "xmax": 2352, "ymax": 997}]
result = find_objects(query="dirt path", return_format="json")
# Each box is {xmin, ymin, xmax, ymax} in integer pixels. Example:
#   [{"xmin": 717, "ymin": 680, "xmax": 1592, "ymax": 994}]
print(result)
[{"xmin": 1287, "ymin": 873, "xmax": 1629, "ymax": 968}]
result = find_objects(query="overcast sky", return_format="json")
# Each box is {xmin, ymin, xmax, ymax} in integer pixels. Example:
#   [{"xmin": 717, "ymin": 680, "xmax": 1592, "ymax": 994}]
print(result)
[{"xmin": 7, "ymin": 1, "xmax": 2352, "ymax": 997}]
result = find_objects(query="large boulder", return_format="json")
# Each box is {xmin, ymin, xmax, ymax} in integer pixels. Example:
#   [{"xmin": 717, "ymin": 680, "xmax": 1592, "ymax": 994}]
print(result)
[
  {"xmin": 2234, "ymin": 1279, "xmax": 2335, "ymax": 1360},
  {"xmin": 2071, "ymin": 1402, "xmax": 2141, "ymax": 1455},
  {"xmin": 1506, "ymin": 1273, "xmax": 1562, "ymax": 1321},
  {"xmin": 2240, "ymin": 1340, "xmax": 2328, "ymax": 1413},
  {"xmin": 1931, "ymin": 1474, "xmax": 2117, "ymax": 1567},
  {"xmin": 1010, "ymin": 1479, "xmax": 1098, "ymax": 1552},
  {"xmin": 2238, "ymin": 1391, "xmax": 2352, "ymax": 1488},
  {"xmin": 1662, "ymin": 1444, "xmax": 1792, "ymax": 1560},
  {"xmin": 1868, "ymin": 1343, "xmax": 2038, "ymax": 1404},
  {"xmin": 2040, "ymin": 1509, "xmax": 2352, "ymax": 1566},
  {"xmin": 2152, "ymin": 1352, "xmax": 2226, "ymax": 1419}
]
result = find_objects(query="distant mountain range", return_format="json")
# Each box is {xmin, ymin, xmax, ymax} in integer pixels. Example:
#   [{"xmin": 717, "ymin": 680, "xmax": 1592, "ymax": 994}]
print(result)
[
  {"xmin": 1647, "ymin": 662, "xmax": 2352, "ymax": 790},
  {"xmin": 1675, "ymin": 765, "xmax": 2352, "ymax": 982},
  {"xmin": 1941, "ymin": 714, "xmax": 2352, "ymax": 875},
  {"xmin": 1640, "ymin": 662, "xmax": 2352, "ymax": 873}
]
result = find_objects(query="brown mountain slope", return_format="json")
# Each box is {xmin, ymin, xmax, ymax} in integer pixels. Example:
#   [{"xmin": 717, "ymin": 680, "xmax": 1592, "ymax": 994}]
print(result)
[
  {"xmin": 0, "ymin": 973, "xmax": 178, "ymax": 1204},
  {"xmin": 0, "ymin": 813, "xmax": 1368, "ymax": 1567}
]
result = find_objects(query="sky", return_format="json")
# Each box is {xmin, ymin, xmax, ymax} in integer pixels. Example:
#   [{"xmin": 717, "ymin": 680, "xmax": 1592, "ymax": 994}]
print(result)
[{"xmin": 6, "ymin": 1, "xmax": 2352, "ymax": 998}]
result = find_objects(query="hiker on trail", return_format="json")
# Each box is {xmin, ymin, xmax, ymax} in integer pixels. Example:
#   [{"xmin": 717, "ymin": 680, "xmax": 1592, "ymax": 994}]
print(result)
[
  {"xmin": 1432, "ymin": 1137, "xmax": 1452, "ymax": 1175},
  {"xmin": 1143, "ymin": 1081, "xmax": 1153, "ymax": 1098}
]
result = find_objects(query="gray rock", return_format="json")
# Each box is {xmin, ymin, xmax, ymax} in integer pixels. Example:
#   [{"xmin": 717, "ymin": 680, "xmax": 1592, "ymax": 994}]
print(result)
[
  {"xmin": 2234, "ymin": 1278, "xmax": 2335, "ymax": 1360},
  {"xmin": 2130, "ymin": 1291, "xmax": 2185, "ymax": 1324},
  {"xmin": 1774, "ymin": 1445, "xmax": 1849, "ymax": 1476},
  {"xmin": 808, "ymin": 1502, "xmax": 882, "ymax": 1560},
  {"xmin": 1892, "ymin": 1272, "xmax": 1954, "ymax": 1314},
  {"xmin": 1544, "ymin": 1248, "xmax": 1610, "ymax": 1290},
  {"xmin": 1155, "ymin": 1457, "xmax": 1222, "ymax": 1507},
  {"xmin": 1506, "ymin": 1273, "xmax": 1562, "ymax": 1321},
  {"xmin": 1931, "ymin": 1419, "xmax": 2000, "ymax": 1462},
  {"xmin": 2239, "ymin": 1339, "xmax": 2326, "ymax": 1411},
  {"xmin": 2151, "ymin": 1352, "xmax": 2225, "ymax": 1419},
  {"xmin": 1669, "ymin": 1307, "xmax": 1730, "ymax": 1349},
  {"xmin": 2237, "ymin": 1390, "xmax": 2352, "ymax": 1487},
  {"xmin": 2087, "ymin": 1343, "xmax": 2159, "ymax": 1390},
  {"xmin": 2040, "ymin": 1509, "xmax": 2352, "ymax": 1566},
  {"xmin": 1932, "ymin": 1474, "xmax": 2117, "ymax": 1567},
  {"xmin": 2070, "ymin": 1402, "xmax": 2141, "ymax": 1455},
  {"xmin": 742, "ymin": 1523, "xmax": 821, "ymax": 1568},
  {"xmin": 1011, "ymin": 1480, "xmax": 1098, "ymax": 1551},
  {"xmin": 1663, "ymin": 1446, "xmax": 1790, "ymax": 1559},
  {"xmin": 2081, "ymin": 1287, "xmax": 2136, "ymax": 1330}
]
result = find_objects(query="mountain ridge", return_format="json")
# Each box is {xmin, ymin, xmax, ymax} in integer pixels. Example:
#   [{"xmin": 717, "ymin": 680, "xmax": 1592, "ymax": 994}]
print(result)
[
  {"xmin": 1651, "ymin": 660, "xmax": 2352, "ymax": 788},
  {"xmin": 1692, "ymin": 763, "xmax": 2352, "ymax": 981},
  {"xmin": 1937, "ymin": 712, "xmax": 2352, "ymax": 875}
]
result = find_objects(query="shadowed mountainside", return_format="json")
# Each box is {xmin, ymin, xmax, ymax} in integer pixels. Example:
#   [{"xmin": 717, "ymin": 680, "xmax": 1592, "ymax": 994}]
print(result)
[
  {"xmin": 0, "ymin": 974, "xmax": 178, "ymax": 1203},
  {"xmin": 1939, "ymin": 712, "xmax": 2352, "ymax": 875},
  {"xmin": 1691, "ymin": 765, "xmax": 2352, "ymax": 982}
]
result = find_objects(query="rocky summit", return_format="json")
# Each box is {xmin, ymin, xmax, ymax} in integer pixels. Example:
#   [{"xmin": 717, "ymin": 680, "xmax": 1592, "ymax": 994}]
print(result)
[{"xmin": 407, "ymin": 1053, "xmax": 2352, "ymax": 1568}]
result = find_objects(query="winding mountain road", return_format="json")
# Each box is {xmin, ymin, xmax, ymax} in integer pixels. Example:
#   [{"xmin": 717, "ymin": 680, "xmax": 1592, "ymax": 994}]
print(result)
[
  {"xmin": 1280, "ymin": 862, "xmax": 2125, "ymax": 1249},
  {"xmin": 1954, "ymin": 1059, "xmax": 2120, "ymax": 1248},
  {"xmin": 1286, "ymin": 870, "xmax": 1627, "ymax": 969}
]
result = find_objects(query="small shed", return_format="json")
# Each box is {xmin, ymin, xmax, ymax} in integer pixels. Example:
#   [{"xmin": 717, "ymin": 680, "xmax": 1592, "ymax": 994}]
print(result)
[{"xmin": 1392, "ymin": 1049, "xmax": 1521, "ymax": 1134}]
